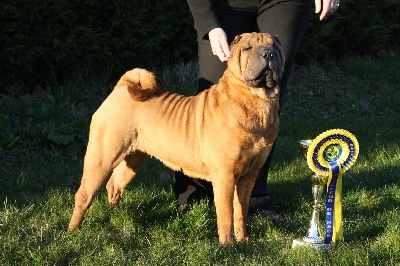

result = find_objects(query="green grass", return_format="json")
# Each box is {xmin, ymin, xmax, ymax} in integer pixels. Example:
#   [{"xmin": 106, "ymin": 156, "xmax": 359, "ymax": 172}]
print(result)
[{"xmin": 1, "ymin": 54, "xmax": 399, "ymax": 265}]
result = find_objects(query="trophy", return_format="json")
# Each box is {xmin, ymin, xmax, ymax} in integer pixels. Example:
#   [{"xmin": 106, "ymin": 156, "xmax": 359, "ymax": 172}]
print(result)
[
  {"xmin": 292, "ymin": 130, "xmax": 359, "ymax": 251},
  {"xmin": 292, "ymin": 140, "xmax": 331, "ymax": 251}
]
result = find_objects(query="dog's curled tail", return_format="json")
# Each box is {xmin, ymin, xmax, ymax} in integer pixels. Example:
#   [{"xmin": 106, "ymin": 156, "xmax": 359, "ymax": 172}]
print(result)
[{"xmin": 117, "ymin": 68, "xmax": 158, "ymax": 101}]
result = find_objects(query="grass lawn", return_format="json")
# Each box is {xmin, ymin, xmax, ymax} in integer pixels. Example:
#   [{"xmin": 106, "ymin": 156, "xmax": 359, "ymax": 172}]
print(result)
[{"xmin": 1, "ymin": 54, "xmax": 399, "ymax": 265}]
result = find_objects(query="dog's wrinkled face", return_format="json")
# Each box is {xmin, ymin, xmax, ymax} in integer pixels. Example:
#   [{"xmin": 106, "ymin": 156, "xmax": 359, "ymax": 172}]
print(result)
[{"xmin": 229, "ymin": 33, "xmax": 285, "ymax": 98}]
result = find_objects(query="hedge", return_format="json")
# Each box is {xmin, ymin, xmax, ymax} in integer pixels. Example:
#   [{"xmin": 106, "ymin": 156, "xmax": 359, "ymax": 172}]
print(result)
[{"xmin": 1, "ymin": 0, "xmax": 399, "ymax": 94}]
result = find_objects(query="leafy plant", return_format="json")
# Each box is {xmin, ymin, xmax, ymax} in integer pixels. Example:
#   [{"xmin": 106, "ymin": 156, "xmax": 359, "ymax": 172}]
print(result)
[
  {"xmin": 0, "ymin": 0, "xmax": 196, "ymax": 94},
  {"xmin": 0, "ymin": 88, "xmax": 90, "ymax": 157}
]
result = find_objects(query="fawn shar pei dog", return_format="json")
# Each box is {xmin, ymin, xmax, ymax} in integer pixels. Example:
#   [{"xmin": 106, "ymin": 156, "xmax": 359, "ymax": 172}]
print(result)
[{"xmin": 68, "ymin": 32, "xmax": 284, "ymax": 245}]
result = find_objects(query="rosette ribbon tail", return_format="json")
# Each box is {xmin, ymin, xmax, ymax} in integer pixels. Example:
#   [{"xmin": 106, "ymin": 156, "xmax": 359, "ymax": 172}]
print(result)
[{"xmin": 324, "ymin": 161, "xmax": 343, "ymax": 244}]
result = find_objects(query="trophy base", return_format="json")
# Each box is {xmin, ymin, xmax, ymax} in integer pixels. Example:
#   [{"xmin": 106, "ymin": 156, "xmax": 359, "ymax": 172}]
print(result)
[{"xmin": 292, "ymin": 238, "xmax": 332, "ymax": 252}]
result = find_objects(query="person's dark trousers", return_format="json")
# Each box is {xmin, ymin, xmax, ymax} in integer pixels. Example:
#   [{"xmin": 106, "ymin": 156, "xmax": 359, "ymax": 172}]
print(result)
[{"xmin": 174, "ymin": 0, "xmax": 312, "ymax": 208}]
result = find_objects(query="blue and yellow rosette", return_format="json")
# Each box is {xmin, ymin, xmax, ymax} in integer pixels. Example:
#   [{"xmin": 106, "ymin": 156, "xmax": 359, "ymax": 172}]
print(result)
[{"xmin": 306, "ymin": 129, "xmax": 359, "ymax": 244}]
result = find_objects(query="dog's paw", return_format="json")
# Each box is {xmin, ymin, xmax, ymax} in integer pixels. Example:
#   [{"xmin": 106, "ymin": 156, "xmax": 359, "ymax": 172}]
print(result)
[
  {"xmin": 106, "ymin": 181, "xmax": 123, "ymax": 206},
  {"xmin": 238, "ymin": 236, "xmax": 251, "ymax": 243},
  {"xmin": 219, "ymin": 239, "xmax": 234, "ymax": 247},
  {"xmin": 234, "ymin": 232, "xmax": 250, "ymax": 243}
]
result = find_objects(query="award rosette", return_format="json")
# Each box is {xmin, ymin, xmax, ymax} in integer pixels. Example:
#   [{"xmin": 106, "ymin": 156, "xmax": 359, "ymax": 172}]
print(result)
[{"xmin": 306, "ymin": 129, "xmax": 359, "ymax": 244}]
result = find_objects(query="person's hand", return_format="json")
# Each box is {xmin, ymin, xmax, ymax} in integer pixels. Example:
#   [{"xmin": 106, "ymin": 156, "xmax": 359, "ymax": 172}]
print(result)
[
  {"xmin": 315, "ymin": 0, "xmax": 340, "ymax": 20},
  {"xmin": 208, "ymin": 28, "xmax": 230, "ymax": 62}
]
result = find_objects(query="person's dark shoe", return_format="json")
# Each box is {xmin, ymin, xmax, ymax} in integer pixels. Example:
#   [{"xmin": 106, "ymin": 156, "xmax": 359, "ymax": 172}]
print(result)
[
  {"xmin": 256, "ymin": 209, "xmax": 285, "ymax": 224},
  {"xmin": 177, "ymin": 203, "xmax": 191, "ymax": 214},
  {"xmin": 178, "ymin": 196, "xmax": 284, "ymax": 224},
  {"xmin": 248, "ymin": 195, "xmax": 272, "ymax": 211},
  {"xmin": 248, "ymin": 195, "xmax": 284, "ymax": 224}
]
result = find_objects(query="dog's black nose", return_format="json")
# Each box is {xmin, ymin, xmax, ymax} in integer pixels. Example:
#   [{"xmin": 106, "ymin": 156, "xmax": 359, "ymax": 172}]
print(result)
[{"xmin": 258, "ymin": 46, "xmax": 274, "ymax": 59}]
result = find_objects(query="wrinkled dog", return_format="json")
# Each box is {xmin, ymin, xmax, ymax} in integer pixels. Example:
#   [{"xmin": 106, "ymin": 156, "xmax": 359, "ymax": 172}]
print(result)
[{"xmin": 68, "ymin": 32, "xmax": 284, "ymax": 245}]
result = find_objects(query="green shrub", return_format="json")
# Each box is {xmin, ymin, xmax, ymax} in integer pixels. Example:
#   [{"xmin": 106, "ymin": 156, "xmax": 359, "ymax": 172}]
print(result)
[
  {"xmin": 299, "ymin": 0, "xmax": 400, "ymax": 62},
  {"xmin": 0, "ymin": 0, "xmax": 196, "ymax": 94}
]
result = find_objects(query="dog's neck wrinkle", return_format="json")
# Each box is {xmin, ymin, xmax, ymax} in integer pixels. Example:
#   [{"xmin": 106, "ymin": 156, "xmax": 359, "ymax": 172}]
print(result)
[
  {"xmin": 218, "ymin": 72, "xmax": 279, "ymax": 134},
  {"xmin": 221, "ymin": 71, "xmax": 248, "ymax": 94}
]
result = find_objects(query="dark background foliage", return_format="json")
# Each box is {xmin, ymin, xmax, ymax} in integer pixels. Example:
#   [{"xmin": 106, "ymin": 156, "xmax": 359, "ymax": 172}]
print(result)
[
  {"xmin": 0, "ymin": 0, "xmax": 196, "ymax": 93},
  {"xmin": 1, "ymin": 0, "xmax": 399, "ymax": 94},
  {"xmin": 297, "ymin": 0, "xmax": 400, "ymax": 63}
]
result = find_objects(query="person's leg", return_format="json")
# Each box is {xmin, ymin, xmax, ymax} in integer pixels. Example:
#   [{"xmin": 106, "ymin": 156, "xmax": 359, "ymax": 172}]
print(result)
[
  {"xmin": 258, "ymin": 0, "xmax": 313, "ymax": 99},
  {"xmin": 173, "ymin": 171, "xmax": 214, "ymax": 211},
  {"xmin": 173, "ymin": 2, "xmax": 258, "ymax": 209},
  {"xmin": 247, "ymin": 0, "xmax": 312, "ymax": 211}
]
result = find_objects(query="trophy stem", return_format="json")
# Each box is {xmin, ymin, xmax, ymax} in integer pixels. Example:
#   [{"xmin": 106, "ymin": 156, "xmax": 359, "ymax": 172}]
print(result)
[
  {"xmin": 292, "ymin": 173, "xmax": 331, "ymax": 251},
  {"xmin": 302, "ymin": 184, "xmax": 324, "ymax": 244}
]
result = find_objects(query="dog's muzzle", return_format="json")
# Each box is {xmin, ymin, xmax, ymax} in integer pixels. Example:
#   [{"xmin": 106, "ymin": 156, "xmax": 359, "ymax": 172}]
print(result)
[{"xmin": 243, "ymin": 45, "xmax": 282, "ymax": 90}]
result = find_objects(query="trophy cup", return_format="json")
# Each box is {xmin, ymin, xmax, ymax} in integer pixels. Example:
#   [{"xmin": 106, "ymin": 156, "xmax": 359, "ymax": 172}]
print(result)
[
  {"xmin": 292, "ymin": 140, "xmax": 331, "ymax": 251},
  {"xmin": 292, "ymin": 130, "xmax": 359, "ymax": 251}
]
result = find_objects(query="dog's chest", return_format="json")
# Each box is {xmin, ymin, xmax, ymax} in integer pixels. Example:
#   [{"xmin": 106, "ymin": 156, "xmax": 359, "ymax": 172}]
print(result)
[
  {"xmin": 229, "ymin": 96, "xmax": 278, "ymax": 133},
  {"xmin": 244, "ymin": 132, "xmax": 271, "ymax": 154},
  {"xmin": 236, "ymin": 134, "xmax": 273, "ymax": 175}
]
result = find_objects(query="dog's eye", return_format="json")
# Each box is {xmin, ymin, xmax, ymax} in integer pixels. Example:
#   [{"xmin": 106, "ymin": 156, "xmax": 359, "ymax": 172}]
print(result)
[{"xmin": 243, "ymin": 46, "xmax": 252, "ymax": 52}]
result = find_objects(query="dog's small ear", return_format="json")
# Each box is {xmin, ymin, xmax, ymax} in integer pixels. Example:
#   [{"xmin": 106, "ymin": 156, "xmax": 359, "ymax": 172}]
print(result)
[
  {"xmin": 272, "ymin": 34, "xmax": 285, "ymax": 66},
  {"xmin": 273, "ymin": 35, "xmax": 281, "ymax": 45},
  {"xmin": 231, "ymin": 34, "xmax": 243, "ymax": 46}
]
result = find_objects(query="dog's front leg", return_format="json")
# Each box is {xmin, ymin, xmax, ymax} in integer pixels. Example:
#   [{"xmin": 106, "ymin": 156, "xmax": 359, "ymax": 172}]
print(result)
[
  {"xmin": 233, "ymin": 172, "xmax": 258, "ymax": 242},
  {"xmin": 212, "ymin": 176, "xmax": 235, "ymax": 245}
]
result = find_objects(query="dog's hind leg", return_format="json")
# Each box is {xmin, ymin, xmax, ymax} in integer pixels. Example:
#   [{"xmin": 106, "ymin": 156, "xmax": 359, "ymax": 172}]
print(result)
[
  {"xmin": 68, "ymin": 156, "xmax": 115, "ymax": 231},
  {"xmin": 233, "ymin": 172, "xmax": 257, "ymax": 242},
  {"xmin": 68, "ymin": 120, "xmax": 129, "ymax": 231},
  {"xmin": 106, "ymin": 151, "xmax": 148, "ymax": 206}
]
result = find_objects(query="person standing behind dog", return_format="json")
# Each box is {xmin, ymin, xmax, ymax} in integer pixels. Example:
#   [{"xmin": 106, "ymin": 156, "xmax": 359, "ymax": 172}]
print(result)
[{"xmin": 174, "ymin": 0, "xmax": 340, "ymax": 221}]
